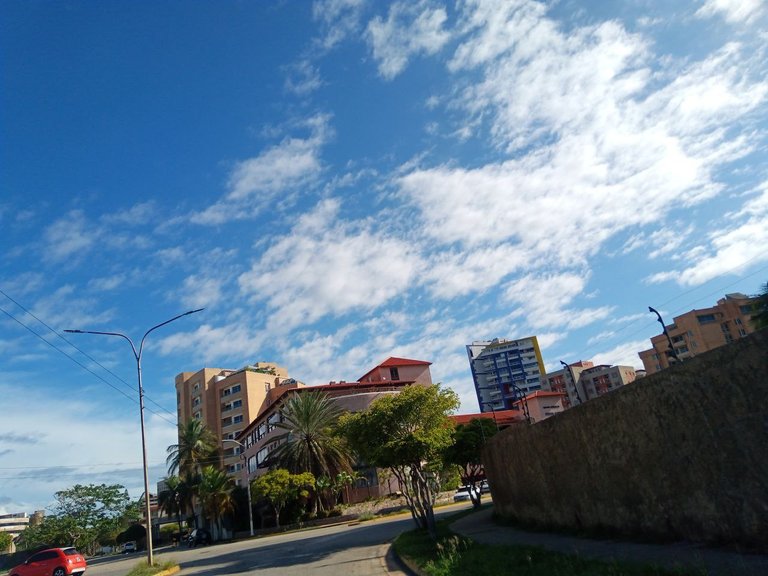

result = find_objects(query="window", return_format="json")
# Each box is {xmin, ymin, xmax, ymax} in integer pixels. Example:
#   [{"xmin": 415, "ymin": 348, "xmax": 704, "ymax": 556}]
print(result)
[
  {"xmin": 233, "ymin": 399, "xmax": 242, "ymax": 409},
  {"xmin": 193, "ymin": 411, "xmax": 202, "ymax": 420},
  {"xmin": 739, "ymin": 329, "xmax": 747, "ymax": 337},
  {"xmin": 233, "ymin": 415, "xmax": 243, "ymax": 424},
  {"xmin": 740, "ymin": 305, "xmax": 754, "ymax": 315},
  {"xmin": 697, "ymin": 314, "xmax": 716, "ymax": 324},
  {"xmin": 232, "ymin": 384, "xmax": 241, "ymax": 394},
  {"xmin": 389, "ymin": 367, "xmax": 400, "ymax": 380}
]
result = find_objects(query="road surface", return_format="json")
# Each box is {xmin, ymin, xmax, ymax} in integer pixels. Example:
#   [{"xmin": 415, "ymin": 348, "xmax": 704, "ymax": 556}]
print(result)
[{"xmin": 86, "ymin": 503, "xmax": 470, "ymax": 576}]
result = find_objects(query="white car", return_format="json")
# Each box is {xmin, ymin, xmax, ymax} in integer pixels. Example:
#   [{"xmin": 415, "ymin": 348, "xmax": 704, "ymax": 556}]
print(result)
[
  {"xmin": 123, "ymin": 542, "xmax": 136, "ymax": 553},
  {"xmin": 453, "ymin": 485, "xmax": 479, "ymax": 502}
]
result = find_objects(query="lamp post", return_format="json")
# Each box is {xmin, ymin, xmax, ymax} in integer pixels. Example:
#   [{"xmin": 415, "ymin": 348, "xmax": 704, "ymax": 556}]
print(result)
[
  {"xmin": 559, "ymin": 360, "xmax": 583, "ymax": 405},
  {"xmin": 648, "ymin": 306, "xmax": 682, "ymax": 365},
  {"xmin": 65, "ymin": 308, "xmax": 203, "ymax": 566},
  {"xmin": 221, "ymin": 439, "xmax": 254, "ymax": 537}
]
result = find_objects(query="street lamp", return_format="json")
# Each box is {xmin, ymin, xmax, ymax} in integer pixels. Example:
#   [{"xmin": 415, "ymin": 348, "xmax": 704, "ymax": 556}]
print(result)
[
  {"xmin": 648, "ymin": 306, "xmax": 682, "ymax": 365},
  {"xmin": 65, "ymin": 308, "xmax": 203, "ymax": 566},
  {"xmin": 559, "ymin": 360, "xmax": 583, "ymax": 405},
  {"xmin": 222, "ymin": 439, "xmax": 254, "ymax": 537}
]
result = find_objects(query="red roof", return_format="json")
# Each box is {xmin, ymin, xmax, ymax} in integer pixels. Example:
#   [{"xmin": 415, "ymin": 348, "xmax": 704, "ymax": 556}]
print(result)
[
  {"xmin": 357, "ymin": 357, "xmax": 431, "ymax": 382},
  {"xmin": 523, "ymin": 390, "xmax": 566, "ymax": 400},
  {"xmin": 450, "ymin": 409, "xmax": 526, "ymax": 427},
  {"xmin": 378, "ymin": 357, "xmax": 431, "ymax": 367}
]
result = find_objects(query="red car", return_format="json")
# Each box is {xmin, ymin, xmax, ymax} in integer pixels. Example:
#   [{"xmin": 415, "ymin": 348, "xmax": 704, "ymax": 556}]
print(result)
[{"xmin": 9, "ymin": 547, "xmax": 87, "ymax": 576}]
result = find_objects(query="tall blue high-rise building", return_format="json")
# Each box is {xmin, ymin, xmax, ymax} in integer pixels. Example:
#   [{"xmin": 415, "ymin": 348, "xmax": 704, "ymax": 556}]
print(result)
[{"xmin": 466, "ymin": 337, "xmax": 545, "ymax": 412}]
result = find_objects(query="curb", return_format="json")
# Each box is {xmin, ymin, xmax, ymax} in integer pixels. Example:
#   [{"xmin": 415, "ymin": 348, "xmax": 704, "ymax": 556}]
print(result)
[{"xmin": 391, "ymin": 549, "xmax": 426, "ymax": 576}]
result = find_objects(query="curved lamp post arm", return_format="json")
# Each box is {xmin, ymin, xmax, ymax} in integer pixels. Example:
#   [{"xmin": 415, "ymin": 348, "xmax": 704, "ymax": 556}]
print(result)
[{"xmin": 64, "ymin": 308, "xmax": 204, "ymax": 565}]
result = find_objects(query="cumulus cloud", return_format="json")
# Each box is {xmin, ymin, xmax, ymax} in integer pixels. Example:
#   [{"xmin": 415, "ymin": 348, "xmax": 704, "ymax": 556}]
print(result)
[
  {"xmin": 395, "ymin": 1, "xmax": 766, "ymax": 307},
  {"xmin": 238, "ymin": 198, "xmax": 424, "ymax": 328},
  {"xmin": 366, "ymin": 0, "xmax": 452, "ymax": 79}
]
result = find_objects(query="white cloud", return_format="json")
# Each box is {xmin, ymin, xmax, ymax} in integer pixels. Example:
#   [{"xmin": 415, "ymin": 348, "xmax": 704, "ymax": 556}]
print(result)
[
  {"xmin": 647, "ymin": 184, "xmax": 768, "ymax": 286},
  {"xmin": 284, "ymin": 60, "xmax": 324, "ymax": 96},
  {"xmin": 366, "ymin": 0, "xmax": 451, "ymax": 80},
  {"xmin": 590, "ymin": 338, "xmax": 650, "ymax": 369},
  {"xmin": 157, "ymin": 322, "xmax": 266, "ymax": 364},
  {"xmin": 312, "ymin": 0, "xmax": 366, "ymax": 50},
  {"xmin": 0, "ymin": 382, "xmax": 176, "ymax": 512},
  {"xmin": 238, "ymin": 198, "xmax": 424, "ymax": 328},
  {"xmin": 504, "ymin": 272, "xmax": 614, "ymax": 331},
  {"xmin": 43, "ymin": 210, "xmax": 98, "ymax": 263},
  {"xmin": 696, "ymin": 0, "xmax": 767, "ymax": 24},
  {"xmin": 191, "ymin": 114, "xmax": 331, "ymax": 225}
]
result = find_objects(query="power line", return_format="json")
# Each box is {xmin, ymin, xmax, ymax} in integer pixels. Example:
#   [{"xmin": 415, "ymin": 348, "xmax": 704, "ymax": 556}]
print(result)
[
  {"xmin": 0, "ymin": 287, "xmax": 179, "ymax": 421},
  {"xmin": 0, "ymin": 299, "xmax": 177, "ymax": 428}
]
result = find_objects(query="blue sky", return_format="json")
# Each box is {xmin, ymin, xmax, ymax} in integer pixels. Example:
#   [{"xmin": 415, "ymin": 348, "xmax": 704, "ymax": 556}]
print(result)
[{"xmin": 1, "ymin": 0, "xmax": 767, "ymax": 514}]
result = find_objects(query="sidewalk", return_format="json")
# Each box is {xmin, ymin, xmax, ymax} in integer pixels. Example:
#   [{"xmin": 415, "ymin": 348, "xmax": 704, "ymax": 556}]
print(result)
[{"xmin": 450, "ymin": 507, "xmax": 768, "ymax": 576}]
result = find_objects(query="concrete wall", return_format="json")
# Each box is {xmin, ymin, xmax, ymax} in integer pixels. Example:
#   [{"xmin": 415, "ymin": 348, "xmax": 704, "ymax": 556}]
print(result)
[{"xmin": 483, "ymin": 330, "xmax": 768, "ymax": 549}]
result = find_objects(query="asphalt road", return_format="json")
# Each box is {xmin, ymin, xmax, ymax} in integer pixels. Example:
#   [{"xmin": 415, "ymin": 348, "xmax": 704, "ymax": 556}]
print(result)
[{"xmin": 86, "ymin": 503, "xmax": 471, "ymax": 576}]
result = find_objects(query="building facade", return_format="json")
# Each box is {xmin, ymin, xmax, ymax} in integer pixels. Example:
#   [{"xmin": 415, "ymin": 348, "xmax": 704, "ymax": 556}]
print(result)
[
  {"xmin": 175, "ymin": 362, "xmax": 300, "ymax": 475},
  {"xmin": 237, "ymin": 357, "xmax": 433, "ymax": 500},
  {"xmin": 0, "ymin": 511, "xmax": 43, "ymax": 553},
  {"xmin": 638, "ymin": 293, "xmax": 759, "ymax": 375},
  {"xmin": 542, "ymin": 361, "xmax": 636, "ymax": 406},
  {"xmin": 466, "ymin": 337, "xmax": 545, "ymax": 413},
  {"xmin": 540, "ymin": 360, "xmax": 594, "ymax": 408}
]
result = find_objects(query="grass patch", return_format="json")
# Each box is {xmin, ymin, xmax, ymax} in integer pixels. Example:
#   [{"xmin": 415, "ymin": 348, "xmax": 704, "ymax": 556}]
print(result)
[
  {"xmin": 123, "ymin": 559, "xmax": 178, "ymax": 576},
  {"xmin": 393, "ymin": 521, "xmax": 706, "ymax": 576}
]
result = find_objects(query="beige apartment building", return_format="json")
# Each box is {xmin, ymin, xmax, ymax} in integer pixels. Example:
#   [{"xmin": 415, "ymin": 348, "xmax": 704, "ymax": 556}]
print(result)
[
  {"xmin": 175, "ymin": 362, "xmax": 299, "ymax": 476},
  {"xmin": 638, "ymin": 293, "xmax": 759, "ymax": 375},
  {"xmin": 542, "ymin": 361, "xmax": 636, "ymax": 407}
]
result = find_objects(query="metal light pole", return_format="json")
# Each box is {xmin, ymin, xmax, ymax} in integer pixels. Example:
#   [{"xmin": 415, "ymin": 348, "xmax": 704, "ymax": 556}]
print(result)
[
  {"xmin": 560, "ymin": 360, "xmax": 583, "ymax": 405},
  {"xmin": 65, "ymin": 308, "xmax": 203, "ymax": 566},
  {"xmin": 222, "ymin": 439, "xmax": 254, "ymax": 536},
  {"xmin": 649, "ymin": 306, "xmax": 682, "ymax": 365}
]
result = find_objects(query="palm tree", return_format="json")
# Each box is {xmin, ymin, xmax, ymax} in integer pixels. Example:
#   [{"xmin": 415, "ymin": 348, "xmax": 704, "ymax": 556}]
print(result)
[
  {"xmin": 166, "ymin": 420, "xmax": 219, "ymax": 477},
  {"xmin": 166, "ymin": 420, "xmax": 219, "ymax": 529},
  {"xmin": 271, "ymin": 391, "xmax": 352, "ymax": 479},
  {"xmin": 197, "ymin": 466, "xmax": 236, "ymax": 540},
  {"xmin": 158, "ymin": 475, "xmax": 193, "ymax": 541}
]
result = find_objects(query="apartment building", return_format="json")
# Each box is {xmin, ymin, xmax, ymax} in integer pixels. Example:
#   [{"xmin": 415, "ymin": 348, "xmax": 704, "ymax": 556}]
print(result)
[
  {"xmin": 0, "ymin": 511, "xmax": 43, "ymax": 552},
  {"xmin": 540, "ymin": 360, "xmax": 595, "ymax": 408},
  {"xmin": 175, "ymin": 362, "xmax": 299, "ymax": 476},
  {"xmin": 513, "ymin": 390, "xmax": 567, "ymax": 422},
  {"xmin": 542, "ymin": 361, "xmax": 636, "ymax": 406},
  {"xmin": 466, "ymin": 337, "xmax": 545, "ymax": 413},
  {"xmin": 237, "ymin": 357, "xmax": 433, "ymax": 500},
  {"xmin": 638, "ymin": 293, "xmax": 759, "ymax": 375}
]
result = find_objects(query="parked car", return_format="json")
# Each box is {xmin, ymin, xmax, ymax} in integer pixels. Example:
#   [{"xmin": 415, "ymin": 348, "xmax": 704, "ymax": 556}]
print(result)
[
  {"xmin": 480, "ymin": 480, "xmax": 491, "ymax": 494},
  {"xmin": 9, "ymin": 547, "xmax": 87, "ymax": 576},
  {"xmin": 123, "ymin": 541, "xmax": 136, "ymax": 553},
  {"xmin": 453, "ymin": 485, "xmax": 479, "ymax": 502},
  {"xmin": 187, "ymin": 528, "xmax": 212, "ymax": 547}
]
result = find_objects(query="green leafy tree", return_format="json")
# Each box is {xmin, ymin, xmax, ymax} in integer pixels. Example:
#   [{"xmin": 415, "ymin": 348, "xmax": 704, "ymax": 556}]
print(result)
[
  {"xmin": 751, "ymin": 281, "xmax": 768, "ymax": 330},
  {"xmin": 197, "ymin": 466, "xmax": 237, "ymax": 539},
  {"xmin": 251, "ymin": 469, "xmax": 315, "ymax": 528},
  {"xmin": 443, "ymin": 418, "xmax": 499, "ymax": 508},
  {"xmin": 339, "ymin": 384, "xmax": 459, "ymax": 540},
  {"xmin": 271, "ymin": 391, "xmax": 353, "ymax": 478},
  {"xmin": 20, "ymin": 484, "xmax": 132, "ymax": 554},
  {"xmin": 0, "ymin": 530, "xmax": 13, "ymax": 552}
]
